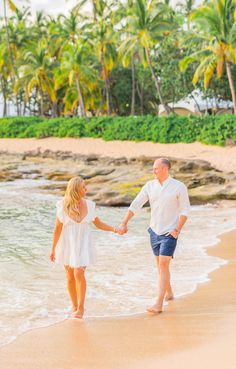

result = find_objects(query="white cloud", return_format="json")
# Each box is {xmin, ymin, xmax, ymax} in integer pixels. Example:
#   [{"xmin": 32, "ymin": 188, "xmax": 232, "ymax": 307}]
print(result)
[
  {"xmin": 9, "ymin": 0, "xmax": 201, "ymax": 17},
  {"xmin": 14, "ymin": 0, "xmax": 90, "ymax": 15}
]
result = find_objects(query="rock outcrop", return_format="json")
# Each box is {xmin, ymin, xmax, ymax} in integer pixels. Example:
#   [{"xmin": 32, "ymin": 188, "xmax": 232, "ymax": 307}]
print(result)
[{"xmin": 0, "ymin": 150, "xmax": 235, "ymax": 206}]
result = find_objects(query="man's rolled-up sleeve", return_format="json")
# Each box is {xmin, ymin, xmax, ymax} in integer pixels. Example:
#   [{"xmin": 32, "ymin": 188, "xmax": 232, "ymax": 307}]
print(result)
[
  {"xmin": 179, "ymin": 184, "xmax": 190, "ymax": 216},
  {"xmin": 128, "ymin": 184, "xmax": 149, "ymax": 214}
]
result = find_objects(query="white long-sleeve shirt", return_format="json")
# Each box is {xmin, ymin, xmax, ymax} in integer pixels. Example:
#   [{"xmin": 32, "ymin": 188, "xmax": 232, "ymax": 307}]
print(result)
[{"xmin": 128, "ymin": 176, "xmax": 190, "ymax": 235}]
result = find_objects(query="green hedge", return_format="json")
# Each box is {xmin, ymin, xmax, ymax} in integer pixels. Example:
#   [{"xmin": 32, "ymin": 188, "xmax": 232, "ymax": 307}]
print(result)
[{"xmin": 0, "ymin": 114, "xmax": 236, "ymax": 146}]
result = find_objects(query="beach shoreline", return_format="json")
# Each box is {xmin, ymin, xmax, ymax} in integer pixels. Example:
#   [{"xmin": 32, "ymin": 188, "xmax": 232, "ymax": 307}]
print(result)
[
  {"xmin": 1, "ymin": 137, "xmax": 236, "ymax": 368},
  {"xmin": 1, "ymin": 137, "xmax": 236, "ymax": 174},
  {"xmin": 1, "ymin": 229, "xmax": 236, "ymax": 369}
]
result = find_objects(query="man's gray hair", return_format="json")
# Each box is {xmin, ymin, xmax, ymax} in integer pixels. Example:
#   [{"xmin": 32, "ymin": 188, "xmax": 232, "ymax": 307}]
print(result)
[{"xmin": 160, "ymin": 158, "xmax": 171, "ymax": 170}]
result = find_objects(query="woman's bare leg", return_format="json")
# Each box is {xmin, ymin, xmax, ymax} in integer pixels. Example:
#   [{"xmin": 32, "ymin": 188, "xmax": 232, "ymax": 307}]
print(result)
[
  {"xmin": 64, "ymin": 266, "xmax": 77, "ymax": 311},
  {"xmin": 73, "ymin": 267, "xmax": 86, "ymax": 318}
]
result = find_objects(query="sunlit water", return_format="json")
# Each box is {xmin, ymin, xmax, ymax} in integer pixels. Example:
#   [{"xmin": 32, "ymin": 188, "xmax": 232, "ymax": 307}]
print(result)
[{"xmin": 0, "ymin": 177, "xmax": 236, "ymax": 347}]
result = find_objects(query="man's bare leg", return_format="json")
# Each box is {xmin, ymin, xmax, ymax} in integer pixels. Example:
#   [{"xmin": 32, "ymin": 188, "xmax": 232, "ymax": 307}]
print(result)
[
  {"xmin": 155, "ymin": 256, "xmax": 174, "ymax": 301},
  {"xmin": 64, "ymin": 266, "xmax": 78, "ymax": 312},
  {"xmin": 147, "ymin": 255, "xmax": 172, "ymax": 313}
]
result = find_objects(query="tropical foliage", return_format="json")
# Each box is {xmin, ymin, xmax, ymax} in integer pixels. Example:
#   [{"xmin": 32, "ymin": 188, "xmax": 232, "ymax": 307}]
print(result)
[
  {"xmin": 179, "ymin": 0, "xmax": 236, "ymax": 113},
  {"xmin": 0, "ymin": 0, "xmax": 236, "ymax": 117},
  {"xmin": 1, "ymin": 114, "xmax": 236, "ymax": 146}
]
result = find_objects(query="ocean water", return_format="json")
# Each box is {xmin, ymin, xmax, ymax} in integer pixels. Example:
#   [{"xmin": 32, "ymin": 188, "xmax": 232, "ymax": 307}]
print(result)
[{"xmin": 0, "ymin": 177, "xmax": 236, "ymax": 347}]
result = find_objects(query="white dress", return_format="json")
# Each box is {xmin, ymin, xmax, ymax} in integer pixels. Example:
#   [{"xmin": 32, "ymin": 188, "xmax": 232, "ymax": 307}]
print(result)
[{"xmin": 55, "ymin": 199, "xmax": 97, "ymax": 268}]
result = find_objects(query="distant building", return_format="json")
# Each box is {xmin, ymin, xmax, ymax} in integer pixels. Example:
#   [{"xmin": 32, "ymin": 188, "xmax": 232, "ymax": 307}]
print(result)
[{"xmin": 159, "ymin": 90, "xmax": 234, "ymax": 116}]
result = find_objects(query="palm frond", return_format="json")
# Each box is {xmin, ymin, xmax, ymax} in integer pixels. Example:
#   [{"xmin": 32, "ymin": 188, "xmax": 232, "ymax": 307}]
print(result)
[
  {"xmin": 204, "ymin": 61, "xmax": 216, "ymax": 88},
  {"xmin": 192, "ymin": 56, "xmax": 215, "ymax": 85},
  {"xmin": 7, "ymin": 0, "xmax": 17, "ymax": 13}
]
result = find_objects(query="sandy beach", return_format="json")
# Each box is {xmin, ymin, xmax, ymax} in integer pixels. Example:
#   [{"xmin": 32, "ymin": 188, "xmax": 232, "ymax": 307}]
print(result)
[
  {"xmin": 1, "ymin": 137, "xmax": 236, "ymax": 368},
  {"xmin": 1, "ymin": 137, "xmax": 236, "ymax": 173},
  {"xmin": 0, "ymin": 230, "xmax": 236, "ymax": 369}
]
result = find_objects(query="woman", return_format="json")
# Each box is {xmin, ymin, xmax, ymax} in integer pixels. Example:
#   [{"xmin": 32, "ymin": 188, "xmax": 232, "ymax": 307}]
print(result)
[{"xmin": 50, "ymin": 176, "xmax": 122, "ymax": 319}]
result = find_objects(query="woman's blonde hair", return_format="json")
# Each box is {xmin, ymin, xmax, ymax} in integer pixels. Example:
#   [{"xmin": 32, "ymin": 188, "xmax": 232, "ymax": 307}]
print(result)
[{"xmin": 63, "ymin": 176, "xmax": 84, "ymax": 223}]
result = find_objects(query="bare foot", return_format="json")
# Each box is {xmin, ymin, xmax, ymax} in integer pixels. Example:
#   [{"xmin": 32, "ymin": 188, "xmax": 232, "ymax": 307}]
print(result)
[
  {"xmin": 73, "ymin": 308, "xmax": 84, "ymax": 319},
  {"xmin": 146, "ymin": 304, "xmax": 162, "ymax": 314},
  {"xmin": 165, "ymin": 294, "xmax": 174, "ymax": 301},
  {"xmin": 72, "ymin": 305, "xmax": 78, "ymax": 312}
]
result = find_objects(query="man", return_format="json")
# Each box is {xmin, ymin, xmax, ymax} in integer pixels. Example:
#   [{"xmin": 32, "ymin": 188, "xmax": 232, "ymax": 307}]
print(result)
[{"xmin": 118, "ymin": 158, "xmax": 190, "ymax": 314}]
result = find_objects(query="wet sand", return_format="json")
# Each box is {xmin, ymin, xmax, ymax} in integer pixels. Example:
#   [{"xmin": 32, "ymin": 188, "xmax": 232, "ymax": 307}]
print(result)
[
  {"xmin": 1, "ymin": 137, "xmax": 236, "ymax": 173},
  {"xmin": 0, "ymin": 230, "xmax": 236, "ymax": 369}
]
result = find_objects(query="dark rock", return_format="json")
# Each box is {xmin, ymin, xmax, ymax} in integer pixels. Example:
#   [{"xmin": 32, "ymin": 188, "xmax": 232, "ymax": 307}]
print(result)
[
  {"xmin": 1, "ymin": 152, "xmax": 236, "ymax": 205},
  {"xmin": 225, "ymin": 138, "xmax": 235, "ymax": 146}
]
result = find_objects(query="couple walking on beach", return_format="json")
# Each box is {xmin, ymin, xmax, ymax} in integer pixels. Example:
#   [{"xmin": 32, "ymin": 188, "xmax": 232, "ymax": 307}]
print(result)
[{"xmin": 50, "ymin": 158, "xmax": 190, "ymax": 319}]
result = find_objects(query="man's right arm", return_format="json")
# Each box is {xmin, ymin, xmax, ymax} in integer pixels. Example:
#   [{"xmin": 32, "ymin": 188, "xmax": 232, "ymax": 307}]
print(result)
[
  {"xmin": 119, "ymin": 184, "xmax": 149, "ymax": 232},
  {"xmin": 119, "ymin": 210, "xmax": 134, "ymax": 231}
]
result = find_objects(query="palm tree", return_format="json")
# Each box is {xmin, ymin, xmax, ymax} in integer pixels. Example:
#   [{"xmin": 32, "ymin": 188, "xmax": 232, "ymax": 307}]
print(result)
[
  {"xmin": 59, "ymin": 42, "xmax": 97, "ymax": 117},
  {"xmin": 117, "ymin": 0, "xmax": 138, "ymax": 115},
  {"xmin": 57, "ymin": 9, "xmax": 81, "ymax": 44},
  {"xmin": 2, "ymin": 1, "xmax": 17, "ymax": 67},
  {"xmin": 2, "ymin": 0, "xmax": 19, "ymax": 113},
  {"xmin": 16, "ymin": 40, "xmax": 57, "ymax": 116},
  {"xmin": 179, "ymin": 0, "xmax": 236, "ymax": 113},
  {"xmin": 32, "ymin": 11, "xmax": 49, "ymax": 38},
  {"xmin": 119, "ymin": 0, "xmax": 175, "ymax": 114},
  {"xmin": 7, "ymin": 7, "xmax": 32, "ymax": 114},
  {"xmin": 87, "ymin": 0, "xmax": 118, "ymax": 115},
  {"xmin": 176, "ymin": 0, "xmax": 195, "ymax": 30},
  {"xmin": 0, "ymin": 39, "xmax": 11, "ymax": 116},
  {"xmin": 47, "ymin": 8, "xmax": 85, "ymax": 62}
]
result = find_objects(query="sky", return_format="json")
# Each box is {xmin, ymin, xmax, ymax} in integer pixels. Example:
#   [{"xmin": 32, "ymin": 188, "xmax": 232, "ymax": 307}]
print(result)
[
  {"xmin": 12, "ymin": 0, "xmax": 185, "ymax": 16},
  {"xmin": 13, "ymin": 0, "xmax": 90, "ymax": 15}
]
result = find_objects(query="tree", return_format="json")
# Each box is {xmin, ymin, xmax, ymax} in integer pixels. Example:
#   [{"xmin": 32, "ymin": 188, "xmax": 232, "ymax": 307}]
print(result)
[
  {"xmin": 179, "ymin": 0, "xmax": 236, "ymax": 113},
  {"xmin": 0, "ymin": 39, "xmax": 12, "ymax": 116},
  {"xmin": 59, "ymin": 42, "xmax": 97, "ymax": 116},
  {"xmin": 2, "ymin": 0, "xmax": 20, "ymax": 112},
  {"xmin": 119, "ymin": 0, "xmax": 176, "ymax": 114},
  {"xmin": 16, "ymin": 40, "xmax": 57, "ymax": 116},
  {"xmin": 86, "ymin": 0, "xmax": 118, "ymax": 115}
]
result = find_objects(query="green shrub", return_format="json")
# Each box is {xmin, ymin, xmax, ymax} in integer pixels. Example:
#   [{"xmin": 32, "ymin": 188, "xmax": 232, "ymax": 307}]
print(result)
[{"xmin": 0, "ymin": 114, "xmax": 236, "ymax": 146}]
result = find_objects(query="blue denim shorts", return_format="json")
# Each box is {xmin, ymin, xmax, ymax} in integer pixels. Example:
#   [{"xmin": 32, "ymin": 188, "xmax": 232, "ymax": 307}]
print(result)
[{"xmin": 148, "ymin": 227, "xmax": 177, "ymax": 257}]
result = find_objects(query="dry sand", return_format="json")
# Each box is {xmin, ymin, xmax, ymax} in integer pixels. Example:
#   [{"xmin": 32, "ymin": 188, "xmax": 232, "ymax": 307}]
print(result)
[
  {"xmin": 0, "ymin": 230, "xmax": 236, "ymax": 369},
  {"xmin": 1, "ymin": 137, "xmax": 236, "ymax": 173}
]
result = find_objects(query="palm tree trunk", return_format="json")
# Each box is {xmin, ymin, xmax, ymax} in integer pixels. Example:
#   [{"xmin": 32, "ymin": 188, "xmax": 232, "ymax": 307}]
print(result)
[
  {"xmin": 101, "ymin": 50, "xmax": 111, "ymax": 115},
  {"xmin": 40, "ymin": 96, "xmax": 44, "ymax": 116},
  {"xmin": 2, "ymin": 91, "xmax": 7, "ymax": 116},
  {"xmin": 75, "ymin": 73, "xmax": 86, "ymax": 117},
  {"xmin": 131, "ymin": 55, "xmax": 135, "ymax": 115},
  {"xmin": 23, "ymin": 101, "xmax": 27, "ymax": 116},
  {"xmin": 0, "ymin": 78, "xmax": 7, "ymax": 116},
  {"xmin": 38, "ymin": 85, "xmax": 44, "ymax": 116},
  {"xmin": 51, "ymin": 102, "xmax": 58, "ymax": 118},
  {"xmin": 3, "ymin": 99, "xmax": 7, "ymax": 116},
  {"xmin": 104, "ymin": 70, "xmax": 111, "ymax": 115},
  {"xmin": 145, "ymin": 48, "xmax": 171, "ymax": 115},
  {"xmin": 136, "ymin": 81, "xmax": 144, "ymax": 115},
  {"xmin": 3, "ymin": 1, "xmax": 14, "ymax": 75},
  {"xmin": 226, "ymin": 61, "xmax": 236, "ymax": 114},
  {"xmin": 3, "ymin": 0, "xmax": 20, "ymax": 115}
]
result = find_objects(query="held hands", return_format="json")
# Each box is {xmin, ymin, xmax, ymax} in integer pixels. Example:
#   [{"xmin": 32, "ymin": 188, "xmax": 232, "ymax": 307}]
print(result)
[{"xmin": 115, "ymin": 223, "xmax": 128, "ymax": 235}]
